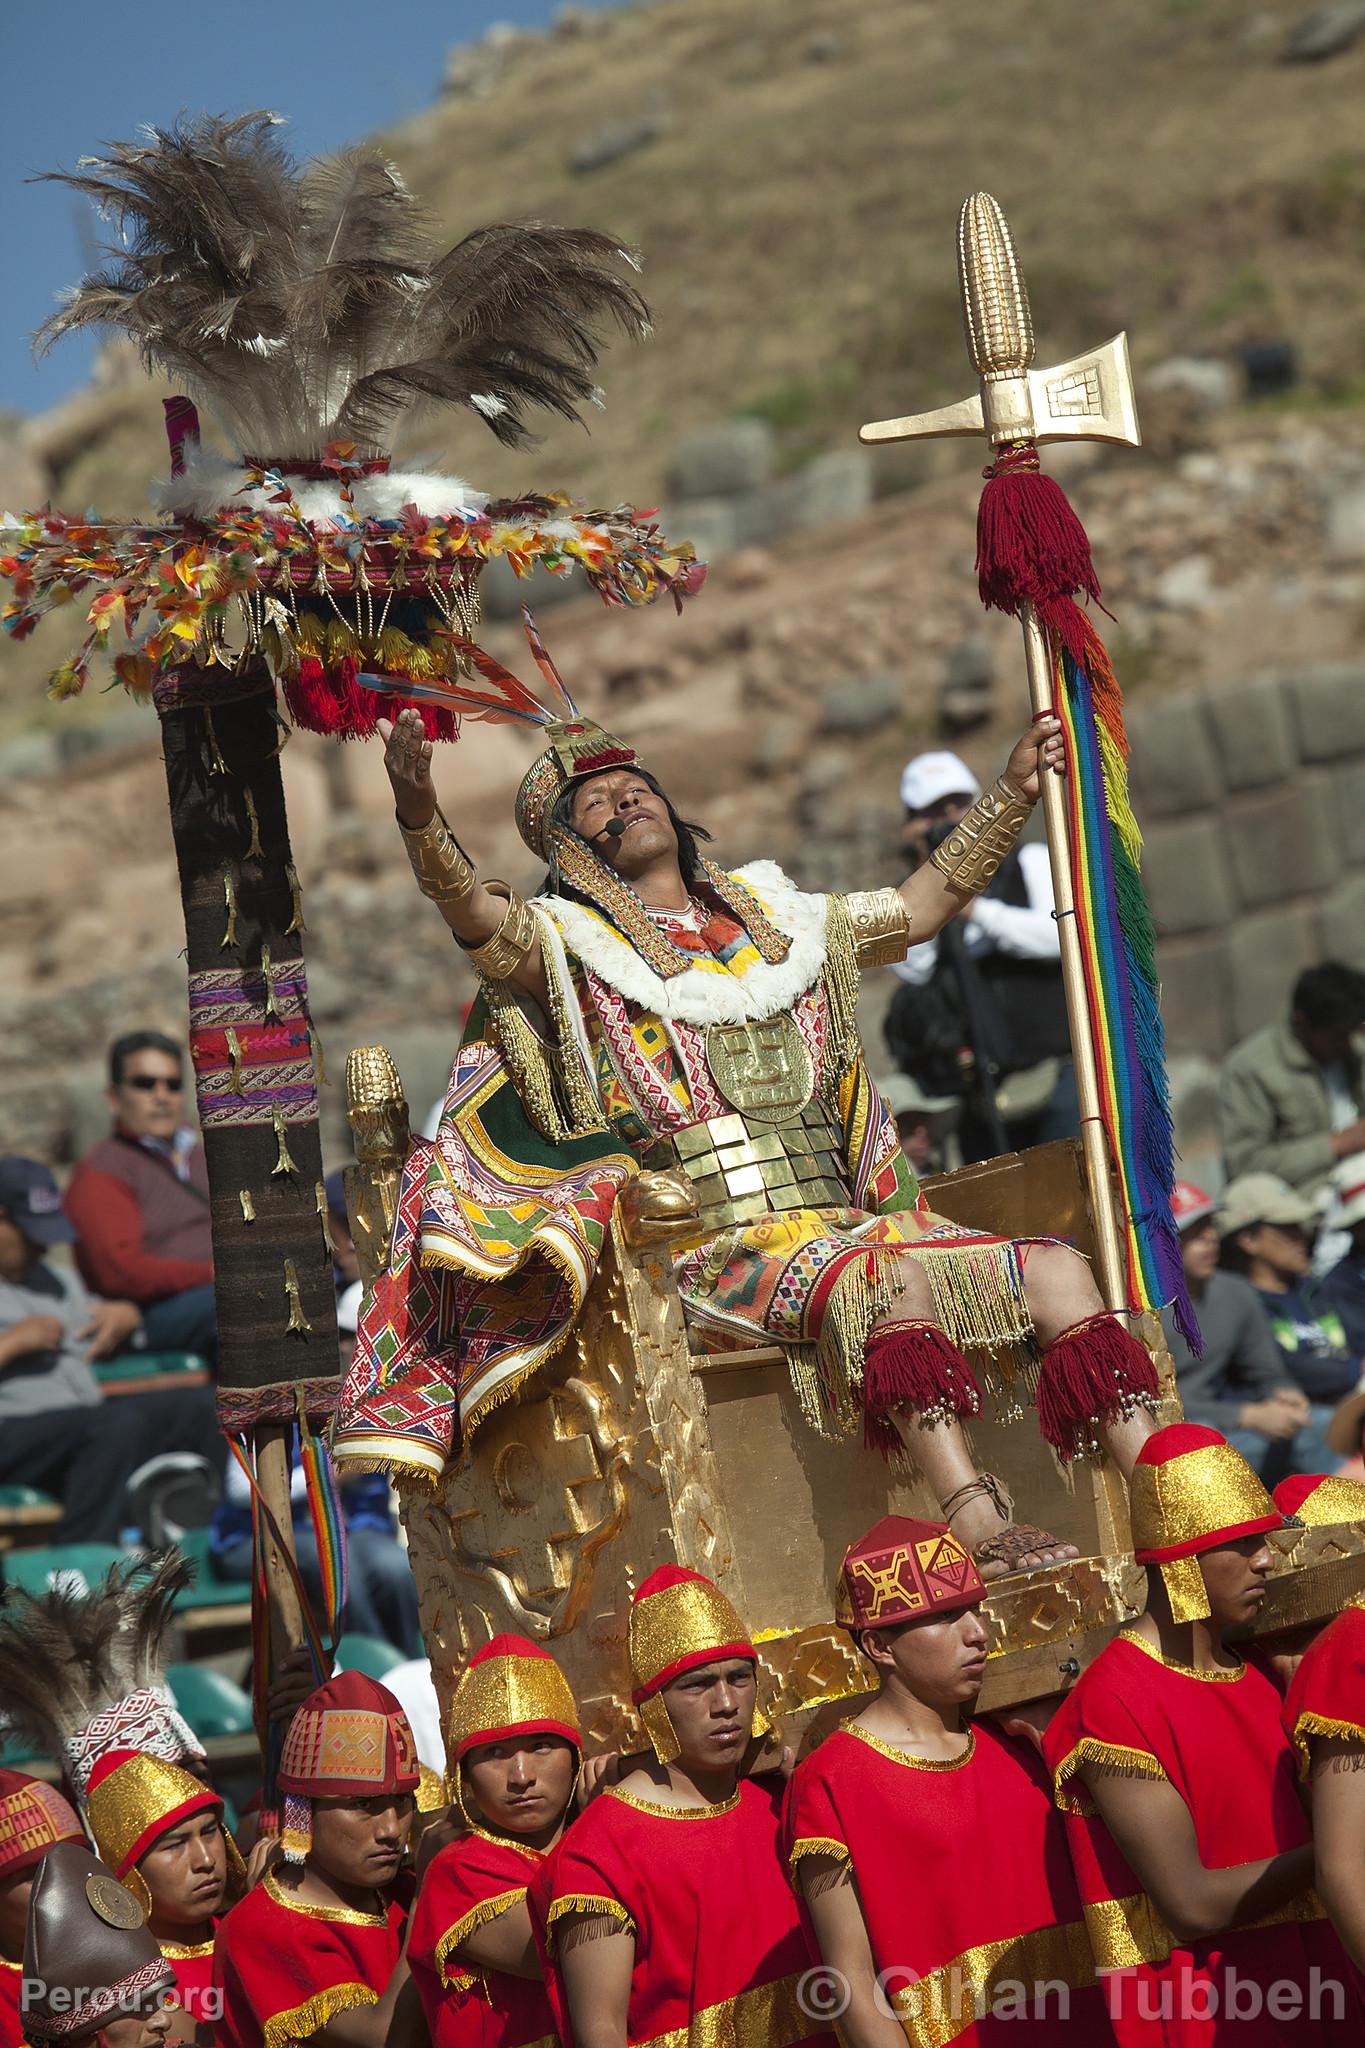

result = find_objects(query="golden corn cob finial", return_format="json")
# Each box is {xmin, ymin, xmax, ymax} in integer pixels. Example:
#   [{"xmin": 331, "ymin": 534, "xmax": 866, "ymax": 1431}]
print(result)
[{"xmin": 958, "ymin": 193, "xmax": 1034, "ymax": 380}]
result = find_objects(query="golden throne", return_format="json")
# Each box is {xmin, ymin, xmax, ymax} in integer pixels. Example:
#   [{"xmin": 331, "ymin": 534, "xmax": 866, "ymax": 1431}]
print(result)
[{"xmin": 342, "ymin": 1046, "xmax": 1201, "ymax": 1751}]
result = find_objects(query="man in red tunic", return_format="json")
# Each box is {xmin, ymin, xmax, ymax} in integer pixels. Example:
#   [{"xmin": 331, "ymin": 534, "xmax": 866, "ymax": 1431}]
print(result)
[
  {"xmin": 84, "ymin": 1749, "xmax": 244, "ymax": 2041},
  {"xmin": 1280, "ymin": 1532, "xmax": 1365, "ymax": 1976},
  {"xmin": 1044, "ymin": 1423, "xmax": 1364, "ymax": 2045},
  {"xmin": 782, "ymin": 1514, "xmax": 1108, "ymax": 2046},
  {"xmin": 409, "ymin": 1634, "xmax": 579, "ymax": 2048},
  {"xmin": 213, "ymin": 1672, "xmax": 423, "ymax": 2048},
  {"xmin": 0, "ymin": 1774, "xmax": 83, "ymax": 2048},
  {"xmin": 532, "ymin": 1564, "xmax": 835, "ymax": 2048}
]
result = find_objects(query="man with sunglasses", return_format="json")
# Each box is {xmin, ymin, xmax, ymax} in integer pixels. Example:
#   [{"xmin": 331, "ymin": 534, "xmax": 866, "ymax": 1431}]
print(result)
[{"xmin": 66, "ymin": 1032, "xmax": 217, "ymax": 1364}]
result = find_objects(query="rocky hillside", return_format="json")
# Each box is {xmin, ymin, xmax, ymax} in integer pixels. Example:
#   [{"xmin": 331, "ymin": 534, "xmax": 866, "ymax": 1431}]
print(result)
[{"xmin": 2, "ymin": 0, "xmax": 1365, "ymax": 1173}]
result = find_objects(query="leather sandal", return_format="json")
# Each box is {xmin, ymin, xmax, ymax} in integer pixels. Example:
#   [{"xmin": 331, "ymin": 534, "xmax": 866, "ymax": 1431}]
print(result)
[{"xmin": 970, "ymin": 1522, "xmax": 1076, "ymax": 1580}]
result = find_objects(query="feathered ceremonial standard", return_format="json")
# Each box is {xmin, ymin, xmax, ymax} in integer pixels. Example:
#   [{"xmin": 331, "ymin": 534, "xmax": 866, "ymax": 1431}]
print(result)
[
  {"xmin": 0, "ymin": 112, "xmax": 702, "ymax": 1713},
  {"xmin": 861, "ymin": 194, "xmax": 1195, "ymax": 1345}
]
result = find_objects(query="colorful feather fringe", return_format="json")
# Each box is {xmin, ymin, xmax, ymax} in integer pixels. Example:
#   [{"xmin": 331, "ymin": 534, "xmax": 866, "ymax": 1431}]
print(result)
[{"xmin": 1052, "ymin": 613, "xmax": 1197, "ymax": 1347}]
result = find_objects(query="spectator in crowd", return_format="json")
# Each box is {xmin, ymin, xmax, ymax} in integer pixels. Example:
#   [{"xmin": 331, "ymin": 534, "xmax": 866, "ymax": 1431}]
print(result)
[
  {"xmin": 1162, "ymin": 1179, "xmax": 1316, "ymax": 1482},
  {"xmin": 1326, "ymin": 1373, "xmax": 1365, "ymax": 1483},
  {"xmin": 0, "ymin": 1156, "xmax": 223, "ymax": 1541},
  {"xmin": 65, "ymin": 1030, "xmax": 218, "ymax": 1363},
  {"xmin": 880, "ymin": 1073, "xmax": 961, "ymax": 1179},
  {"xmin": 1218, "ymin": 1171, "xmax": 1356, "ymax": 1476},
  {"xmin": 1316, "ymin": 1156, "xmax": 1365, "ymax": 1362},
  {"xmin": 884, "ymin": 749, "xmax": 1076, "ymax": 1163},
  {"xmin": 1217, "ymin": 962, "xmax": 1365, "ymax": 1204}
]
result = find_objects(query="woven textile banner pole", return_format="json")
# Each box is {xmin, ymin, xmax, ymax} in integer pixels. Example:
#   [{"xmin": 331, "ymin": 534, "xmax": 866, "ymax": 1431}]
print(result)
[{"xmin": 154, "ymin": 663, "xmax": 340, "ymax": 1667}]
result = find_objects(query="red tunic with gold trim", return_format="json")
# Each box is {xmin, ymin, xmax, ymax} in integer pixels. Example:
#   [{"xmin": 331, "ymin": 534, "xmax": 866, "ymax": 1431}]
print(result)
[
  {"xmin": 0, "ymin": 1956, "xmax": 23, "ymax": 2048},
  {"xmin": 160, "ymin": 1930, "xmax": 220, "ymax": 2029},
  {"xmin": 1044, "ymin": 1630, "xmax": 1361, "ymax": 2046},
  {"xmin": 408, "ymin": 1831, "xmax": 556, "ymax": 2048},
  {"xmin": 1283, "ymin": 1595, "xmax": 1365, "ymax": 1775},
  {"xmin": 212, "ymin": 1870, "xmax": 405, "ymax": 2048},
  {"xmin": 531, "ymin": 1778, "xmax": 835, "ymax": 2048},
  {"xmin": 782, "ymin": 1719, "xmax": 1107, "ymax": 2047}
]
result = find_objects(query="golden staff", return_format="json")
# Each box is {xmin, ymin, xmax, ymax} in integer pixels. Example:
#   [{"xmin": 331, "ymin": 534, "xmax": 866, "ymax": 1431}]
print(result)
[{"xmin": 861, "ymin": 193, "xmax": 1140, "ymax": 1310}]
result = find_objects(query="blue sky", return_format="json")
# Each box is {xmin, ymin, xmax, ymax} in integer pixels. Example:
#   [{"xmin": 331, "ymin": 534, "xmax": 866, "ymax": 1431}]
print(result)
[{"xmin": 0, "ymin": 1, "xmax": 617, "ymax": 416}]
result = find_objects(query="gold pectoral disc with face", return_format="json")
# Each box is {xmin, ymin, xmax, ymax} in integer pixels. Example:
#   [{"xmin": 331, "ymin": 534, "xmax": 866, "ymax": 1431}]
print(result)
[{"xmin": 704, "ymin": 1014, "xmax": 815, "ymax": 1120}]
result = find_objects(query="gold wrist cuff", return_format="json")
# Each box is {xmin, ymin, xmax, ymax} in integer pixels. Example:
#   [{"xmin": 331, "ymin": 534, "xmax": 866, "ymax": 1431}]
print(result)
[
  {"xmin": 843, "ymin": 887, "xmax": 912, "ymax": 968},
  {"xmin": 462, "ymin": 883, "xmax": 538, "ymax": 979},
  {"xmin": 929, "ymin": 778, "xmax": 1034, "ymax": 895},
  {"xmin": 400, "ymin": 809, "xmax": 477, "ymax": 909}
]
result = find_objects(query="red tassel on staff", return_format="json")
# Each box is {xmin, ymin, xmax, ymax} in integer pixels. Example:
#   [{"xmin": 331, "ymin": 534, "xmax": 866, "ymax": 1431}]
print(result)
[
  {"xmin": 975, "ymin": 442, "xmax": 1103, "ymax": 667},
  {"xmin": 863, "ymin": 1320, "xmax": 982, "ymax": 1462}
]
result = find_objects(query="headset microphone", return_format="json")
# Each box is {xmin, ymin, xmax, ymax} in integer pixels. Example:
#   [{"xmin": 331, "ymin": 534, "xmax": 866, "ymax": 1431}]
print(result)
[{"xmin": 595, "ymin": 819, "xmax": 627, "ymax": 842}]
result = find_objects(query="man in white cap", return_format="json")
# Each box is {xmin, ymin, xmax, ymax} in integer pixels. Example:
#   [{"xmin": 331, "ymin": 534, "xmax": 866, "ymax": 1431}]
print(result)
[
  {"xmin": 1162, "ymin": 1179, "xmax": 1313, "ymax": 1480},
  {"xmin": 887, "ymin": 750, "xmax": 1074, "ymax": 1160},
  {"xmin": 1218, "ymin": 1171, "xmax": 1356, "ymax": 1476}
]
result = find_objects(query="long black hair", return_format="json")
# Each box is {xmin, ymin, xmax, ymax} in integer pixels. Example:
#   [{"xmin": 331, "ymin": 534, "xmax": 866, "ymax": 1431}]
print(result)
[{"xmin": 547, "ymin": 767, "xmax": 713, "ymax": 895}]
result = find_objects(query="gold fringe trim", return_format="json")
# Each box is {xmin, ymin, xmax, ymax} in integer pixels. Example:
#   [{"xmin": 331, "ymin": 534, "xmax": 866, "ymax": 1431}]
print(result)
[
  {"xmin": 272, "ymin": 1107, "xmax": 299, "ymax": 1177},
  {"xmin": 1291, "ymin": 1710, "xmax": 1365, "ymax": 1779},
  {"xmin": 545, "ymin": 1894, "xmax": 635, "ymax": 1953},
  {"xmin": 912, "ymin": 1238, "xmax": 1033, "ymax": 1353},
  {"xmin": 1052, "ymin": 1738, "xmax": 1166, "ymax": 1816},
  {"xmin": 286, "ymin": 860, "xmax": 306, "ymax": 935},
  {"xmin": 783, "ymin": 1246, "xmax": 900, "ymax": 1440},
  {"xmin": 262, "ymin": 1981, "xmax": 377, "ymax": 2048},
  {"xmin": 225, "ymin": 1025, "xmax": 244, "ymax": 1093},
  {"xmin": 480, "ymin": 977, "xmax": 604, "ymax": 1144},
  {"xmin": 787, "ymin": 1835, "xmax": 851, "ymax": 1869},
  {"xmin": 818, "ymin": 892, "xmax": 861, "ymax": 1096},
  {"xmin": 434, "ymin": 1888, "xmax": 526, "ymax": 1987},
  {"xmin": 244, "ymin": 787, "xmax": 263, "ymax": 859},
  {"xmin": 239, "ymin": 1189, "xmax": 256, "ymax": 1224},
  {"xmin": 284, "ymin": 1259, "xmax": 312, "ymax": 1335},
  {"xmin": 221, "ymin": 870, "xmax": 239, "ymax": 950}
]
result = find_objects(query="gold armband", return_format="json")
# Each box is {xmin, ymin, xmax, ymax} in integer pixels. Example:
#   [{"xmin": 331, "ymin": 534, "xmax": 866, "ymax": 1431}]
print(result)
[
  {"xmin": 842, "ymin": 887, "xmax": 912, "ymax": 968},
  {"xmin": 929, "ymin": 778, "xmax": 1034, "ymax": 895},
  {"xmin": 462, "ymin": 883, "xmax": 538, "ymax": 979},
  {"xmin": 399, "ymin": 809, "xmax": 477, "ymax": 910}
]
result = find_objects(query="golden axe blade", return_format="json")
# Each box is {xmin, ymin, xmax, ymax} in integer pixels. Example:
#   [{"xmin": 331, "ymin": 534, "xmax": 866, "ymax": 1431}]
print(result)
[{"xmin": 859, "ymin": 193, "xmax": 1140, "ymax": 452}]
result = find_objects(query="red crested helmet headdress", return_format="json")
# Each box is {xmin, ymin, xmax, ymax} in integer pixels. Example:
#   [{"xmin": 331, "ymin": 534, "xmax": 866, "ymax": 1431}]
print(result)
[
  {"xmin": 835, "ymin": 1516, "xmax": 985, "ymax": 1637},
  {"xmin": 277, "ymin": 1671, "xmax": 420, "ymax": 1864},
  {"xmin": 626, "ymin": 1566, "xmax": 767, "ymax": 1764},
  {"xmin": 447, "ymin": 1634, "xmax": 581, "ymax": 1765},
  {"xmin": 1130, "ymin": 1424, "xmax": 1283, "ymax": 1623},
  {"xmin": 0, "ymin": 1770, "xmax": 83, "ymax": 1881},
  {"xmin": 1272, "ymin": 1473, "xmax": 1365, "ymax": 1528}
]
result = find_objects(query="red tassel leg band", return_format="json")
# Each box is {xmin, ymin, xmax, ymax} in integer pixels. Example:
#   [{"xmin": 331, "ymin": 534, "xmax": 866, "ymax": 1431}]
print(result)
[
  {"xmin": 1036, "ymin": 1313, "xmax": 1160, "ymax": 1462},
  {"xmin": 863, "ymin": 1319, "xmax": 982, "ymax": 1462}
]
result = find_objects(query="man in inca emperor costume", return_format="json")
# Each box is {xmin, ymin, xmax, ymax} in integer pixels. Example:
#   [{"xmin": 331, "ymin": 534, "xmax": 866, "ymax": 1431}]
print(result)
[{"xmin": 335, "ymin": 702, "xmax": 1162, "ymax": 1577}]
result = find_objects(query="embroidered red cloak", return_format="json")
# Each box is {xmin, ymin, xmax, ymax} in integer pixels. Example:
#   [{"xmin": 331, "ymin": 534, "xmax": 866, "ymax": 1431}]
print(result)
[
  {"xmin": 1044, "ymin": 1630, "xmax": 1360, "ymax": 2046},
  {"xmin": 408, "ymin": 1830, "xmax": 556, "ymax": 2048},
  {"xmin": 212, "ymin": 1870, "xmax": 405, "ymax": 2048},
  {"xmin": 531, "ymin": 1777, "xmax": 835, "ymax": 2048}
]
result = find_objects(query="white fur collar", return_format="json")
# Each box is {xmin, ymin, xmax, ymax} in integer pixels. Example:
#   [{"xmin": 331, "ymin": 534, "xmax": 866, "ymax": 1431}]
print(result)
[
  {"xmin": 148, "ymin": 445, "xmax": 488, "ymax": 524},
  {"xmin": 538, "ymin": 861, "xmax": 828, "ymax": 1026}
]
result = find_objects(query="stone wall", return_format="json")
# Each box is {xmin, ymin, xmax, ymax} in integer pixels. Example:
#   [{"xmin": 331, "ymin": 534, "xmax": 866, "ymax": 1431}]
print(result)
[{"xmin": 1130, "ymin": 660, "xmax": 1365, "ymax": 1182}]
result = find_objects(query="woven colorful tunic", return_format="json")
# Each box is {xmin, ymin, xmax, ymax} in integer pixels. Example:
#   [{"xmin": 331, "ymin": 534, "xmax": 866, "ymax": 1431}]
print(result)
[
  {"xmin": 782, "ymin": 1719, "xmax": 1105, "ymax": 2046},
  {"xmin": 337, "ymin": 859, "xmax": 1037, "ymax": 1479},
  {"xmin": 212, "ymin": 1871, "xmax": 406, "ymax": 2048},
  {"xmin": 408, "ymin": 1830, "xmax": 555, "ymax": 2048},
  {"xmin": 531, "ymin": 1777, "xmax": 836, "ymax": 2048},
  {"xmin": 1044, "ymin": 1630, "xmax": 1361, "ymax": 2046}
]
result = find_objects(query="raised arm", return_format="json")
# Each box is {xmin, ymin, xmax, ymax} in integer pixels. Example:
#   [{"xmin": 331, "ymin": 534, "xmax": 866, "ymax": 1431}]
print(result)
[
  {"xmin": 1083, "ymin": 1764, "xmax": 1314, "ymax": 1946},
  {"xmin": 381, "ymin": 709, "xmax": 548, "ymax": 1011},
  {"xmin": 894, "ymin": 716, "xmax": 1064, "ymax": 947}
]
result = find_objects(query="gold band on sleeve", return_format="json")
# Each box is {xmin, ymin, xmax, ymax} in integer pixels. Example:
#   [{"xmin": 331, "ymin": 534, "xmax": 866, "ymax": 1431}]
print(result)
[
  {"xmin": 842, "ymin": 887, "xmax": 912, "ymax": 968},
  {"xmin": 928, "ymin": 778, "xmax": 1034, "ymax": 895},
  {"xmin": 399, "ymin": 809, "xmax": 477, "ymax": 910},
  {"xmin": 462, "ymin": 883, "xmax": 538, "ymax": 979}
]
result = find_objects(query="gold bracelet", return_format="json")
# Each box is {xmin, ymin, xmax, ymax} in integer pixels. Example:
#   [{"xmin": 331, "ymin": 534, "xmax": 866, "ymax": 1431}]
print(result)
[
  {"xmin": 399, "ymin": 809, "xmax": 477, "ymax": 910},
  {"xmin": 842, "ymin": 887, "xmax": 912, "ymax": 968},
  {"xmin": 462, "ymin": 883, "xmax": 538, "ymax": 979},
  {"xmin": 928, "ymin": 778, "xmax": 1034, "ymax": 895}
]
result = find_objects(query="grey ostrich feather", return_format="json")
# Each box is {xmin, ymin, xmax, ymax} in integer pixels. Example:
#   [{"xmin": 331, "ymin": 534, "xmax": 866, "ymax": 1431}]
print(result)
[
  {"xmin": 0, "ymin": 1551, "xmax": 194, "ymax": 1761},
  {"xmin": 35, "ymin": 111, "xmax": 650, "ymax": 459}
]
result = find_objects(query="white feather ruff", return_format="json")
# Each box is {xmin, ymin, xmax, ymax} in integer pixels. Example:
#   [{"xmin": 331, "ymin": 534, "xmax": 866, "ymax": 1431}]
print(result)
[
  {"xmin": 538, "ymin": 861, "xmax": 829, "ymax": 1027},
  {"xmin": 148, "ymin": 445, "xmax": 489, "ymax": 524}
]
